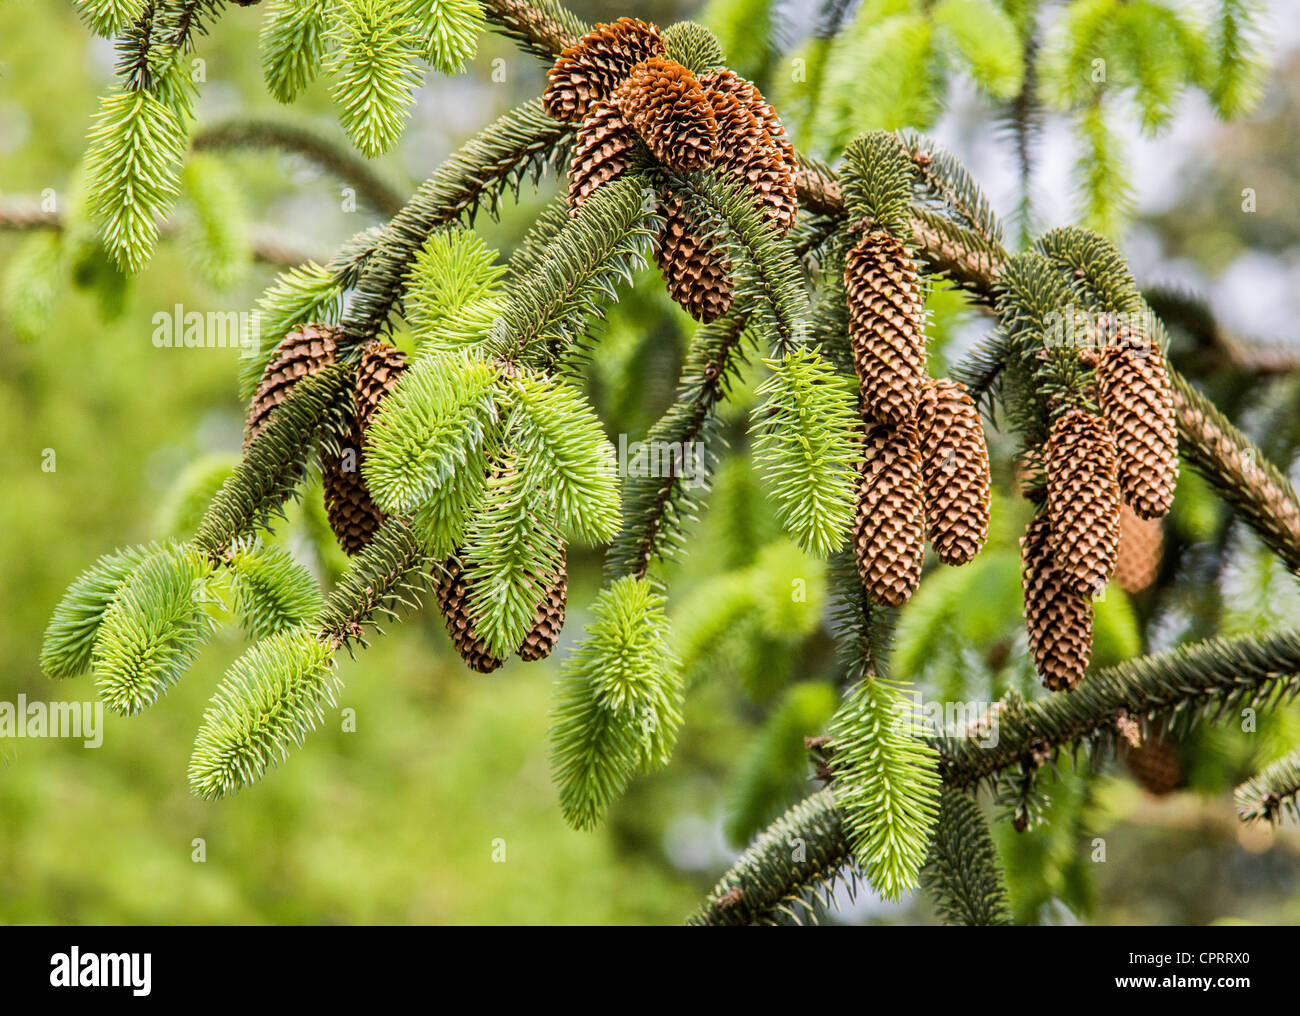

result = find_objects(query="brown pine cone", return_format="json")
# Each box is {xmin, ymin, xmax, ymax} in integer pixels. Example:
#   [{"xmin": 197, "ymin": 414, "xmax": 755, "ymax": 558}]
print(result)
[
  {"xmin": 1113, "ymin": 504, "xmax": 1163, "ymax": 594},
  {"xmin": 704, "ymin": 84, "xmax": 797, "ymax": 234},
  {"xmin": 322, "ymin": 411, "xmax": 384, "ymax": 556},
  {"xmin": 1123, "ymin": 726, "xmax": 1184, "ymax": 795},
  {"xmin": 917, "ymin": 378, "xmax": 991, "ymax": 566},
  {"xmin": 844, "ymin": 233, "xmax": 927, "ymax": 426},
  {"xmin": 354, "ymin": 338, "xmax": 409, "ymax": 432},
  {"xmin": 1096, "ymin": 337, "xmax": 1178, "ymax": 519},
  {"xmin": 697, "ymin": 68, "xmax": 798, "ymax": 177},
  {"xmin": 612, "ymin": 57, "xmax": 718, "ymax": 172},
  {"xmin": 243, "ymin": 324, "xmax": 339, "ymax": 448},
  {"xmin": 517, "ymin": 548, "xmax": 568, "ymax": 662},
  {"xmin": 567, "ymin": 99, "xmax": 641, "ymax": 214},
  {"xmin": 435, "ymin": 553, "xmax": 505, "ymax": 674},
  {"xmin": 542, "ymin": 17, "xmax": 666, "ymax": 123},
  {"xmin": 854, "ymin": 419, "xmax": 925, "ymax": 607},
  {"xmin": 1021, "ymin": 511, "xmax": 1093, "ymax": 692},
  {"xmin": 1045, "ymin": 408, "xmax": 1122, "ymax": 597},
  {"xmin": 656, "ymin": 193, "xmax": 733, "ymax": 322}
]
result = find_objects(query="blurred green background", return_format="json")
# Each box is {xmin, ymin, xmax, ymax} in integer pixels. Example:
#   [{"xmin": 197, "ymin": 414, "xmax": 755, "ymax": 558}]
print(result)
[{"xmin": 1, "ymin": 0, "xmax": 1299, "ymax": 925}]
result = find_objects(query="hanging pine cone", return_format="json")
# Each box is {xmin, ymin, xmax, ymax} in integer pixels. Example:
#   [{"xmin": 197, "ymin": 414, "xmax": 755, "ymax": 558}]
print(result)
[
  {"xmin": 243, "ymin": 323, "xmax": 339, "ymax": 448},
  {"xmin": 354, "ymin": 338, "xmax": 409, "ymax": 430},
  {"xmin": 703, "ymin": 84, "xmax": 797, "ymax": 233},
  {"xmin": 697, "ymin": 68, "xmax": 798, "ymax": 177},
  {"xmin": 542, "ymin": 17, "xmax": 666, "ymax": 123},
  {"xmin": 917, "ymin": 378, "xmax": 991, "ymax": 566},
  {"xmin": 656, "ymin": 194, "xmax": 733, "ymax": 322},
  {"xmin": 322, "ymin": 411, "xmax": 384, "ymax": 556},
  {"xmin": 1123, "ymin": 728, "xmax": 1184, "ymax": 796},
  {"xmin": 321, "ymin": 340, "xmax": 408, "ymax": 557},
  {"xmin": 1113, "ymin": 504, "xmax": 1163, "ymax": 594},
  {"xmin": 844, "ymin": 232, "xmax": 927, "ymax": 426},
  {"xmin": 854, "ymin": 419, "xmax": 925, "ymax": 607},
  {"xmin": 1096, "ymin": 336, "xmax": 1178, "ymax": 520},
  {"xmin": 1021, "ymin": 511, "xmax": 1094, "ymax": 692},
  {"xmin": 567, "ymin": 99, "xmax": 641, "ymax": 214},
  {"xmin": 517, "ymin": 549, "xmax": 568, "ymax": 662},
  {"xmin": 1045, "ymin": 408, "xmax": 1122, "ymax": 597},
  {"xmin": 612, "ymin": 57, "xmax": 718, "ymax": 172},
  {"xmin": 435, "ymin": 553, "xmax": 505, "ymax": 675}
]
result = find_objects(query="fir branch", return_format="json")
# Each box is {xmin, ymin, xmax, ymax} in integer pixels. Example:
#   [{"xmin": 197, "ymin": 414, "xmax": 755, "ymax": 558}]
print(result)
[
  {"xmin": 921, "ymin": 788, "xmax": 1013, "ymax": 926},
  {"xmin": 260, "ymin": 0, "xmax": 330, "ymax": 104},
  {"xmin": 661, "ymin": 169, "xmax": 808, "ymax": 356},
  {"xmin": 697, "ymin": 627, "xmax": 1300, "ymax": 924},
  {"xmin": 328, "ymin": 0, "xmax": 424, "ymax": 157},
  {"xmin": 92, "ymin": 543, "xmax": 217, "ymax": 715},
  {"xmin": 404, "ymin": 227, "xmax": 508, "ymax": 352},
  {"xmin": 228, "ymin": 543, "xmax": 326, "ymax": 641},
  {"xmin": 828, "ymin": 678, "xmax": 941, "ymax": 901},
  {"xmin": 1235, "ymin": 749, "xmax": 1300, "ymax": 825},
  {"xmin": 239, "ymin": 259, "xmax": 348, "ymax": 401},
  {"xmin": 507, "ymin": 374, "xmax": 621, "ymax": 543},
  {"xmin": 193, "ymin": 118, "xmax": 407, "ymax": 216},
  {"xmin": 462, "ymin": 453, "xmax": 565, "ymax": 657},
  {"xmin": 751, "ymin": 348, "xmax": 859, "ymax": 557},
  {"xmin": 689, "ymin": 787, "xmax": 854, "ymax": 926},
  {"xmin": 1172, "ymin": 373, "xmax": 1300, "ymax": 574},
  {"xmin": 362, "ymin": 353, "xmax": 501, "ymax": 515},
  {"xmin": 193, "ymin": 365, "xmax": 349, "ymax": 558},
  {"xmin": 317, "ymin": 516, "xmax": 431, "ymax": 652},
  {"xmin": 41, "ymin": 545, "xmax": 156, "ymax": 679},
  {"xmin": 407, "ymin": 0, "xmax": 484, "ymax": 72},
  {"xmin": 480, "ymin": 0, "xmax": 586, "ymax": 60},
  {"xmin": 188, "ymin": 626, "xmax": 338, "ymax": 799},
  {"xmin": 549, "ymin": 577, "xmax": 682, "ymax": 830},
  {"xmin": 75, "ymin": 0, "xmax": 150, "ymax": 37},
  {"xmin": 493, "ymin": 175, "xmax": 660, "ymax": 366},
  {"xmin": 605, "ymin": 313, "xmax": 750, "ymax": 581},
  {"xmin": 343, "ymin": 99, "xmax": 571, "ymax": 346}
]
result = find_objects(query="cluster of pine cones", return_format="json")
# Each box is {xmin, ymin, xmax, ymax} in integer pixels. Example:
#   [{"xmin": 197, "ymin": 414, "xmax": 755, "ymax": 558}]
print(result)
[
  {"xmin": 545, "ymin": 17, "xmax": 798, "ymax": 322},
  {"xmin": 1021, "ymin": 326, "xmax": 1178, "ymax": 691},
  {"xmin": 844, "ymin": 229, "xmax": 992, "ymax": 608},
  {"xmin": 243, "ymin": 327, "xmax": 566, "ymax": 674}
]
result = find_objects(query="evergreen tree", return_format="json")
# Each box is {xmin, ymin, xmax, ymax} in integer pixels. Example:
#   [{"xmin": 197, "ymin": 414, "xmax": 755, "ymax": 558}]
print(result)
[{"xmin": 6, "ymin": 0, "xmax": 1297, "ymax": 925}]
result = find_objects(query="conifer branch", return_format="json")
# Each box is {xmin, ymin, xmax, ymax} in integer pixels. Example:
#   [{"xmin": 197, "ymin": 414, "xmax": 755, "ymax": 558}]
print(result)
[
  {"xmin": 697, "ymin": 627, "xmax": 1300, "ymax": 924},
  {"xmin": 921, "ymin": 789, "xmax": 1013, "ymax": 926},
  {"xmin": 192, "ymin": 119, "xmax": 407, "ymax": 215},
  {"xmin": 1235, "ymin": 749, "xmax": 1300, "ymax": 825},
  {"xmin": 1172, "ymin": 373, "xmax": 1300, "ymax": 573},
  {"xmin": 606, "ymin": 313, "xmax": 751, "ymax": 581},
  {"xmin": 480, "ymin": 0, "xmax": 586, "ymax": 59}
]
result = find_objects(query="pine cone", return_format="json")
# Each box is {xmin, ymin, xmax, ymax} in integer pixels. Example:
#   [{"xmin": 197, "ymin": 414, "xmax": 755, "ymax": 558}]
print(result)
[
  {"xmin": 1045, "ymin": 409, "xmax": 1122, "ymax": 597},
  {"xmin": 1113, "ymin": 504, "xmax": 1163, "ymax": 594},
  {"xmin": 703, "ymin": 84, "xmax": 797, "ymax": 234},
  {"xmin": 612, "ymin": 57, "xmax": 718, "ymax": 172},
  {"xmin": 435, "ymin": 553, "xmax": 505, "ymax": 675},
  {"xmin": 854, "ymin": 420, "xmax": 925, "ymax": 607},
  {"xmin": 1123, "ymin": 728, "xmax": 1184, "ymax": 796},
  {"xmin": 567, "ymin": 99, "xmax": 640, "ymax": 214},
  {"xmin": 322, "ymin": 411, "xmax": 384, "ymax": 556},
  {"xmin": 697, "ymin": 68, "xmax": 798, "ymax": 177},
  {"xmin": 844, "ymin": 233, "xmax": 927, "ymax": 426},
  {"xmin": 542, "ymin": 17, "xmax": 666, "ymax": 123},
  {"xmin": 321, "ymin": 340, "xmax": 408, "ymax": 556},
  {"xmin": 1096, "ymin": 338, "xmax": 1178, "ymax": 519},
  {"xmin": 243, "ymin": 323, "xmax": 339, "ymax": 448},
  {"xmin": 1021, "ymin": 511, "xmax": 1093, "ymax": 692},
  {"xmin": 354, "ymin": 338, "xmax": 409, "ymax": 432},
  {"xmin": 917, "ymin": 378, "xmax": 990, "ymax": 565},
  {"xmin": 656, "ymin": 193, "xmax": 733, "ymax": 322},
  {"xmin": 517, "ymin": 548, "xmax": 568, "ymax": 662}
]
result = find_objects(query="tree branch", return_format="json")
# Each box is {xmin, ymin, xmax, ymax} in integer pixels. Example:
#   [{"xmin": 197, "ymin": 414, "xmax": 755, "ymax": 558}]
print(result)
[{"xmin": 192, "ymin": 119, "xmax": 408, "ymax": 216}]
